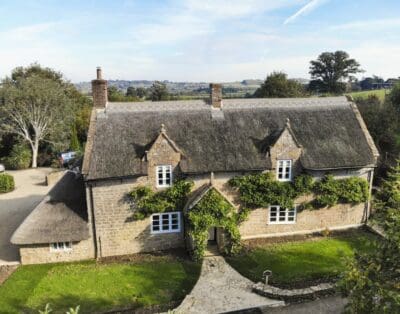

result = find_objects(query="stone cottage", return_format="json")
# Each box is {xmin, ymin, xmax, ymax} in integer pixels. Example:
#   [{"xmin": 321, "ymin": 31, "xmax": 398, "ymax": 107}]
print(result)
[{"xmin": 11, "ymin": 68, "xmax": 379, "ymax": 264}]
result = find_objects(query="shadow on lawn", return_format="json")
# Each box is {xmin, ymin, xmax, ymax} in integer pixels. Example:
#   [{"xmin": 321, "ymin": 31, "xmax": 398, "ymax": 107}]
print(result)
[{"xmin": 30, "ymin": 294, "xmax": 181, "ymax": 314}]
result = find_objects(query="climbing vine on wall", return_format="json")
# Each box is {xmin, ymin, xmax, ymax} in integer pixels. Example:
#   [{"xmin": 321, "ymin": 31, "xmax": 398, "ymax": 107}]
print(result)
[
  {"xmin": 187, "ymin": 188, "xmax": 249, "ymax": 260},
  {"xmin": 127, "ymin": 180, "xmax": 194, "ymax": 220},
  {"xmin": 228, "ymin": 172, "xmax": 369, "ymax": 209}
]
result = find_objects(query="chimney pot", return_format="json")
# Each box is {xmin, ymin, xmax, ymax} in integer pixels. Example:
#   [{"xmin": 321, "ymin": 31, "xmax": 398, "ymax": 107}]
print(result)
[
  {"xmin": 210, "ymin": 83, "xmax": 223, "ymax": 108},
  {"xmin": 96, "ymin": 67, "xmax": 102, "ymax": 79}
]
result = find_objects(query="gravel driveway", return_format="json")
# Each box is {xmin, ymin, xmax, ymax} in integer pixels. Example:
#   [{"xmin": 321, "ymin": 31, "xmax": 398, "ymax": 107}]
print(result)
[
  {"xmin": 175, "ymin": 256, "xmax": 283, "ymax": 314},
  {"xmin": 0, "ymin": 168, "xmax": 53, "ymax": 265}
]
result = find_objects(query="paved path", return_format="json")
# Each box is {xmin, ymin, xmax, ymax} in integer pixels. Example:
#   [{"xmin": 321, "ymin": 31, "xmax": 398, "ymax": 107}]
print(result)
[
  {"xmin": 226, "ymin": 296, "xmax": 347, "ymax": 314},
  {"xmin": 175, "ymin": 256, "xmax": 283, "ymax": 314},
  {"xmin": 0, "ymin": 168, "xmax": 53, "ymax": 265}
]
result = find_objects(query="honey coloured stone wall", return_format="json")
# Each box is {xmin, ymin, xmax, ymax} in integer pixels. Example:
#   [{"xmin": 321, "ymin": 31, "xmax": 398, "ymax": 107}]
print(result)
[
  {"xmin": 19, "ymin": 238, "xmax": 94, "ymax": 265},
  {"xmin": 90, "ymin": 178, "xmax": 184, "ymax": 258}
]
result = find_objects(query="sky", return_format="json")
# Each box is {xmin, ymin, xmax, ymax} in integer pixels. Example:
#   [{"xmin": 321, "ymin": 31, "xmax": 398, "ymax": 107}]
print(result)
[{"xmin": 0, "ymin": 0, "xmax": 399, "ymax": 82}]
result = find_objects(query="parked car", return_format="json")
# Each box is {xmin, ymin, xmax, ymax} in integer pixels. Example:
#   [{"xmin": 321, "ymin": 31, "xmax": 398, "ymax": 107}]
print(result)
[{"xmin": 0, "ymin": 164, "xmax": 5, "ymax": 173}]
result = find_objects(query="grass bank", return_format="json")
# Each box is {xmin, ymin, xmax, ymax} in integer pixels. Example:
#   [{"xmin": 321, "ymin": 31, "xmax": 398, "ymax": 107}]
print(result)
[
  {"xmin": 0, "ymin": 255, "xmax": 200, "ymax": 313},
  {"xmin": 226, "ymin": 229, "xmax": 378, "ymax": 288}
]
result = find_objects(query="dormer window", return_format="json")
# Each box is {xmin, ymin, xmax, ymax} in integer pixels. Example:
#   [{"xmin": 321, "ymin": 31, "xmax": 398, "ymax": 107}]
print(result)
[
  {"xmin": 156, "ymin": 165, "xmax": 172, "ymax": 187},
  {"xmin": 277, "ymin": 160, "xmax": 292, "ymax": 181}
]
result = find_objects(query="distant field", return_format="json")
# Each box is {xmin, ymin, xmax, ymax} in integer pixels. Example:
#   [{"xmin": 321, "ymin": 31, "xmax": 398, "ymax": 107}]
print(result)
[{"xmin": 348, "ymin": 89, "xmax": 387, "ymax": 101}]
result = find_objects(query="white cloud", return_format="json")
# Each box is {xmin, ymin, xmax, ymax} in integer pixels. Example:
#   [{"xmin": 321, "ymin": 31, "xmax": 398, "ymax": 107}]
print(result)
[
  {"xmin": 184, "ymin": 0, "xmax": 301, "ymax": 19},
  {"xmin": 330, "ymin": 18, "xmax": 400, "ymax": 31},
  {"xmin": 284, "ymin": 0, "xmax": 328, "ymax": 25},
  {"xmin": 132, "ymin": 15, "xmax": 213, "ymax": 45},
  {"xmin": 0, "ymin": 22, "xmax": 56, "ymax": 41}
]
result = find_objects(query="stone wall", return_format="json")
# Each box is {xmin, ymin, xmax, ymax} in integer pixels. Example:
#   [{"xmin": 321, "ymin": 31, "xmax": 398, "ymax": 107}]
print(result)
[
  {"xmin": 88, "ymin": 127, "xmax": 373, "ymax": 257},
  {"xmin": 90, "ymin": 178, "xmax": 184, "ymax": 258},
  {"xmin": 19, "ymin": 238, "xmax": 94, "ymax": 265}
]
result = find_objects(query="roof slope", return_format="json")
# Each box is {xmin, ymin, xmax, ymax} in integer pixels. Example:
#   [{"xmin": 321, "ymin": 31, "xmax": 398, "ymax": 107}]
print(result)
[
  {"xmin": 86, "ymin": 97, "xmax": 377, "ymax": 180},
  {"xmin": 11, "ymin": 171, "xmax": 89, "ymax": 245}
]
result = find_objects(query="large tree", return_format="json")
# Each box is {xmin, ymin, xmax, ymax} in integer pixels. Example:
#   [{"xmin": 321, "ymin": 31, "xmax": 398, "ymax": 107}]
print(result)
[
  {"xmin": 253, "ymin": 71, "xmax": 306, "ymax": 98},
  {"xmin": 340, "ymin": 162, "xmax": 400, "ymax": 313},
  {"xmin": 0, "ymin": 75, "xmax": 73, "ymax": 168},
  {"xmin": 309, "ymin": 51, "xmax": 363, "ymax": 94},
  {"xmin": 149, "ymin": 81, "xmax": 170, "ymax": 101}
]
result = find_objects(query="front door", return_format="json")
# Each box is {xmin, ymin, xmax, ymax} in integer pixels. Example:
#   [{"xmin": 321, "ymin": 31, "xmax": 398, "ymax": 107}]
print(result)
[{"xmin": 208, "ymin": 227, "xmax": 216, "ymax": 241}]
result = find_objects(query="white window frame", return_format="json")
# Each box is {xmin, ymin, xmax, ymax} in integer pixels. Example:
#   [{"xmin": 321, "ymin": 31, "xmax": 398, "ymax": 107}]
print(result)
[
  {"xmin": 156, "ymin": 165, "xmax": 172, "ymax": 188},
  {"xmin": 269, "ymin": 205, "xmax": 296, "ymax": 224},
  {"xmin": 276, "ymin": 160, "xmax": 292, "ymax": 182},
  {"xmin": 151, "ymin": 212, "xmax": 181, "ymax": 234},
  {"xmin": 50, "ymin": 242, "xmax": 72, "ymax": 252}
]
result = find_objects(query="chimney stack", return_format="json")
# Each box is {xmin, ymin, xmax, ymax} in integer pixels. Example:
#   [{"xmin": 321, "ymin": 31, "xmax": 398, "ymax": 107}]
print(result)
[
  {"xmin": 92, "ymin": 67, "xmax": 107, "ymax": 108},
  {"xmin": 210, "ymin": 83, "xmax": 222, "ymax": 108}
]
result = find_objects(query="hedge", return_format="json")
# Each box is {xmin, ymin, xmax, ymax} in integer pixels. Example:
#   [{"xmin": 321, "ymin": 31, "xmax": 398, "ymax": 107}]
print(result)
[{"xmin": 0, "ymin": 173, "xmax": 15, "ymax": 193}]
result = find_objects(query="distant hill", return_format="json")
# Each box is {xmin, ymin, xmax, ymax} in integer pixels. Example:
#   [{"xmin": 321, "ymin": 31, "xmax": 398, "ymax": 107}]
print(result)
[
  {"xmin": 75, "ymin": 78, "xmax": 312, "ymax": 98},
  {"xmin": 75, "ymin": 79, "xmax": 264, "ymax": 97}
]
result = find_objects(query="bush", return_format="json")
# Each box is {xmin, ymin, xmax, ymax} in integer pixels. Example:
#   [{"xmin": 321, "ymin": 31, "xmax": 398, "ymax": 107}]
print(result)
[
  {"xmin": 0, "ymin": 173, "xmax": 15, "ymax": 193},
  {"xmin": 2, "ymin": 143, "xmax": 32, "ymax": 169}
]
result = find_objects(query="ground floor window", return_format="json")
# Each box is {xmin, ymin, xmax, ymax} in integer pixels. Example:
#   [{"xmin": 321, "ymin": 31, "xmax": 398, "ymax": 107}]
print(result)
[
  {"xmin": 50, "ymin": 242, "xmax": 72, "ymax": 252},
  {"xmin": 151, "ymin": 212, "xmax": 181, "ymax": 234},
  {"xmin": 269, "ymin": 205, "xmax": 296, "ymax": 224}
]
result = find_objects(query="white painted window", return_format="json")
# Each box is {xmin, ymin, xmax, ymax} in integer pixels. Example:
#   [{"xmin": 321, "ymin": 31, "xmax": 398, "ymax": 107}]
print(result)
[
  {"xmin": 269, "ymin": 206, "xmax": 296, "ymax": 224},
  {"xmin": 156, "ymin": 165, "xmax": 172, "ymax": 187},
  {"xmin": 151, "ymin": 212, "xmax": 181, "ymax": 234},
  {"xmin": 50, "ymin": 242, "xmax": 72, "ymax": 252},
  {"xmin": 277, "ymin": 160, "xmax": 292, "ymax": 181}
]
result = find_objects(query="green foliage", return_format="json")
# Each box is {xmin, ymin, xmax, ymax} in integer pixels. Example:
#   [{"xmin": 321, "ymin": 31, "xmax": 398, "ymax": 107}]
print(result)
[
  {"xmin": 69, "ymin": 125, "xmax": 81, "ymax": 152},
  {"xmin": 253, "ymin": 71, "xmax": 307, "ymax": 98},
  {"xmin": 389, "ymin": 82, "xmax": 400, "ymax": 112},
  {"xmin": 108, "ymin": 86, "xmax": 139, "ymax": 102},
  {"xmin": 2, "ymin": 143, "xmax": 32, "ymax": 169},
  {"xmin": 376, "ymin": 160, "xmax": 400, "ymax": 211},
  {"xmin": 128, "ymin": 180, "xmax": 194, "ymax": 220},
  {"xmin": 229, "ymin": 172, "xmax": 369, "ymax": 209},
  {"xmin": 150, "ymin": 81, "xmax": 170, "ymax": 101},
  {"xmin": 0, "ymin": 173, "xmax": 15, "ymax": 193},
  {"xmin": 309, "ymin": 51, "xmax": 362, "ymax": 94},
  {"xmin": 313, "ymin": 175, "xmax": 369, "ymax": 207},
  {"xmin": 340, "ymin": 211, "xmax": 400, "ymax": 313},
  {"xmin": 188, "ymin": 188, "xmax": 244, "ymax": 260}
]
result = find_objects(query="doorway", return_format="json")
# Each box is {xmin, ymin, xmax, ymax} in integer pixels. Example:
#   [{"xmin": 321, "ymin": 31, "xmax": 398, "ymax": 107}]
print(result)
[{"xmin": 205, "ymin": 227, "xmax": 219, "ymax": 256}]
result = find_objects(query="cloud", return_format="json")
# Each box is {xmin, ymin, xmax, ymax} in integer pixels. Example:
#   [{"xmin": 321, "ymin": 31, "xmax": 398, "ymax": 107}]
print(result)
[
  {"xmin": 0, "ymin": 22, "xmax": 56, "ymax": 41},
  {"xmin": 184, "ymin": 0, "xmax": 301, "ymax": 19},
  {"xmin": 284, "ymin": 0, "xmax": 328, "ymax": 25},
  {"xmin": 330, "ymin": 18, "xmax": 400, "ymax": 31}
]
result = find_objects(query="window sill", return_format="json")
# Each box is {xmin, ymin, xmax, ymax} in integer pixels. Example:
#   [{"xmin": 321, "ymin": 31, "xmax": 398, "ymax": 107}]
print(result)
[
  {"xmin": 151, "ymin": 229, "xmax": 181, "ymax": 235},
  {"xmin": 268, "ymin": 221, "xmax": 296, "ymax": 225}
]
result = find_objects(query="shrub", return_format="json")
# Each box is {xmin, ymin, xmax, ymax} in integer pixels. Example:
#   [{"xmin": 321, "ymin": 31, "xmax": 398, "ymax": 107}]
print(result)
[
  {"xmin": 3, "ymin": 143, "xmax": 32, "ymax": 169},
  {"xmin": 0, "ymin": 173, "xmax": 15, "ymax": 193}
]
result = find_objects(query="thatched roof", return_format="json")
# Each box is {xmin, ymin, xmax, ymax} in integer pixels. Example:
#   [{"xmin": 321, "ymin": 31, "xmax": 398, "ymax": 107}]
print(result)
[
  {"xmin": 85, "ymin": 97, "xmax": 378, "ymax": 180},
  {"xmin": 11, "ymin": 171, "xmax": 89, "ymax": 245}
]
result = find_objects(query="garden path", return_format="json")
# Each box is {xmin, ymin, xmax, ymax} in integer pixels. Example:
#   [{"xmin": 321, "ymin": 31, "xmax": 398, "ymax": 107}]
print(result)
[{"xmin": 174, "ymin": 256, "xmax": 283, "ymax": 314}]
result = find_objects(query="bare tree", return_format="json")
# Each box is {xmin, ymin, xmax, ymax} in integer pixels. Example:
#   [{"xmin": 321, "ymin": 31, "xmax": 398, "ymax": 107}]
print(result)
[{"xmin": 0, "ymin": 75, "xmax": 72, "ymax": 167}]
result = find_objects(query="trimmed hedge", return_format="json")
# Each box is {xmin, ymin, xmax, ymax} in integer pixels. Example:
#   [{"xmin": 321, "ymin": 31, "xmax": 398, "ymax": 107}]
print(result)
[
  {"xmin": 0, "ymin": 173, "xmax": 15, "ymax": 193},
  {"xmin": 3, "ymin": 143, "xmax": 31, "ymax": 170}
]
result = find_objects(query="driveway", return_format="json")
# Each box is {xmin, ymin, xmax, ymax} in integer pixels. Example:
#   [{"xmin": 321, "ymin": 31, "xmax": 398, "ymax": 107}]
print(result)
[
  {"xmin": 225, "ymin": 296, "xmax": 347, "ymax": 314},
  {"xmin": 175, "ymin": 256, "xmax": 283, "ymax": 314},
  {"xmin": 0, "ymin": 168, "xmax": 53, "ymax": 264}
]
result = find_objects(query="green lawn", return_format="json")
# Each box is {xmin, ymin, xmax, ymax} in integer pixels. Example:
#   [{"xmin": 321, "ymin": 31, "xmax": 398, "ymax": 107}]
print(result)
[
  {"xmin": 0, "ymin": 257, "xmax": 201, "ymax": 313},
  {"xmin": 226, "ymin": 229, "xmax": 378, "ymax": 286},
  {"xmin": 348, "ymin": 89, "xmax": 387, "ymax": 102}
]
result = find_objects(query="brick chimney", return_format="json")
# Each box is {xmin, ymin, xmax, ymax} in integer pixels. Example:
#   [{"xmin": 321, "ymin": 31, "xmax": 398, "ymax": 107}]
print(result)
[
  {"xmin": 210, "ymin": 83, "xmax": 222, "ymax": 108},
  {"xmin": 92, "ymin": 67, "xmax": 108, "ymax": 108}
]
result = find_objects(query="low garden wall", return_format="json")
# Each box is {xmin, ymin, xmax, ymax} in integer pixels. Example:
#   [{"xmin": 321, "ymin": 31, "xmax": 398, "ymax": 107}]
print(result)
[{"xmin": 252, "ymin": 282, "xmax": 335, "ymax": 303}]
